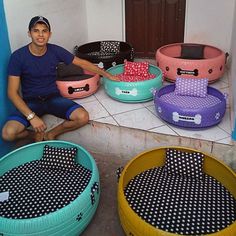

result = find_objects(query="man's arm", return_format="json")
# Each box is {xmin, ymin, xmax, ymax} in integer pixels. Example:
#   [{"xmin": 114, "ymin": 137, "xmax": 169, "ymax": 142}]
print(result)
[
  {"xmin": 72, "ymin": 56, "xmax": 119, "ymax": 81},
  {"xmin": 8, "ymin": 76, "xmax": 47, "ymax": 132}
]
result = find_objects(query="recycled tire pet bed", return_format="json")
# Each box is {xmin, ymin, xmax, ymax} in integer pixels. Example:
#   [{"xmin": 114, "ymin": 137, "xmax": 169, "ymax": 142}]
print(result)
[
  {"xmin": 118, "ymin": 146, "xmax": 236, "ymax": 236},
  {"xmin": 154, "ymin": 83, "xmax": 226, "ymax": 128},
  {"xmin": 0, "ymin": 141, "xmax": 100, "ymax": 236},
  {"xmin": 56, "ymin": 63, "xmax": 100, "ymax": 99},
  {"xmin": 102, "ymin": 63, "xmax": 163, "ymax": 103},
  {"xmin": 156, "ymin": 43, "xmax": 227, "ymax": 83},
  {"xmin": 74, "ymin": 40, "xmax": 134, "ymax": 70}
]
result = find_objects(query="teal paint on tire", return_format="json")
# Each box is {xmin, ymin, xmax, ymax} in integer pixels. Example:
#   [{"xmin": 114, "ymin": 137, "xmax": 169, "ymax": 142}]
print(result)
[
  {"xmin": 102, "ymin": 64, "xmax": 163, "ymax": 103},
  {"xmin": 0, "ymin": 141, "xmax": 100, "ymax": 236}
]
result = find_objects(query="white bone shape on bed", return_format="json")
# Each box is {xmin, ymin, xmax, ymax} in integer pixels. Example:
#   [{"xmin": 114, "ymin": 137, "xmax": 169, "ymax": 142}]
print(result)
[
  {"xmin": 115, "ymin": 87, "xmax": 138, "ymax": 96},
  {"xmin": 172, "ymin": 112, "xmax": 202, "ymax": 125}
]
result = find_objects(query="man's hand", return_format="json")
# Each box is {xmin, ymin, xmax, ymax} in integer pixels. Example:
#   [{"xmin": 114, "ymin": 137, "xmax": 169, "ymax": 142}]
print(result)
[
  {"xmin": 30, "ymin": 116, "xmax": 47, "ymax": 133},
  {"xmin": 108, "ymin": 75, "xmax": 120, "ymax": 81}
]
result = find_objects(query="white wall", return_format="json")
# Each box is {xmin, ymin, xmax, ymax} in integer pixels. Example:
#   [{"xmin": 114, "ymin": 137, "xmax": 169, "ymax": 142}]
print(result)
[
  {"xmin": 185, "ymin": 0, "xmax": 235, "ymax": 53},
  {"xmin": 85, "ymin": 0, "xmax": 124, "ymax": 42},
  {"xmin": 4, "ymin": 0, "xmax": 88, "ymax": 52},
  {"xmin": 5, "ymin": 0, "xmax": 235, "ymax": 54},
  {"xmin": 229, "ymin": 3, "xmax": 236, "ymax": 136}
]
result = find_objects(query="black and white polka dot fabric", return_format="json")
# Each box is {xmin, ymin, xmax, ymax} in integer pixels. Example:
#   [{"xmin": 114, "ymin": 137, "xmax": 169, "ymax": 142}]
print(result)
[
  {"xmin": 124, "ymin": 167, "xmax": 236, "ymax": 235},
  {"xmin": 38, "ymin": 145, "xmax": 77, "ymax": 171},
  {"xmin": 100, "ymin": 41, "xmax": 120, "ymax": 54},
  {"xmin": 164, "ymin": 148, "xmax": 204, "ymax": 180},
  {"xmin": 0, "ymin": 160, "xmax": 91, "ymax": 219}
]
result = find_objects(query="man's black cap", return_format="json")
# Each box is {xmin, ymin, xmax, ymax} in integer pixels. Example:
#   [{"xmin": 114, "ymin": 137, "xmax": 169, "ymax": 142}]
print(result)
[{"xmin": 28, "ymin": 16, "xmax": 51, "ymax": 31}]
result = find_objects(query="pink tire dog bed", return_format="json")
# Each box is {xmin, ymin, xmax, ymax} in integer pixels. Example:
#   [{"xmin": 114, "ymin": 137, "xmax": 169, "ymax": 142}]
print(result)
[
  {"xmin": 156, "ymin": 43, "xmax": 227, "ymax": 83},
  {"xmin": 56, "ymin": 63, "xmax": 100, "ymax": 99}
]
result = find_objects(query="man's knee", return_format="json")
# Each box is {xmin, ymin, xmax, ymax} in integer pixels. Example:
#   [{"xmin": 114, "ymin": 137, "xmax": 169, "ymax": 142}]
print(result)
[
  {"xmin": 2, "ymin": 125, "xmax": 17, "ymax": 141},
  {"xmin": 71, "ymin": 108, "xmax": 89, "ymax": 124},
  {"xmin": 77, "ymin": 109, "xmax": 89, "ymax": 124}
]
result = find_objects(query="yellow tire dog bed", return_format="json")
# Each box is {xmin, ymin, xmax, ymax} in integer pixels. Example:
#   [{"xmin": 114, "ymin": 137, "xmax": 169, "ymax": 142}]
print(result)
[{"xmin": 118, "ymin": 146, "xmax": 236, "ymax": 236}]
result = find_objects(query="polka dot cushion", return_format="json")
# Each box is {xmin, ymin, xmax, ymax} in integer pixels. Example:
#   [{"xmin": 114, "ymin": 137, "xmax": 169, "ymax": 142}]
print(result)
[
  {"xmin": 164, "ymin": 148, "xmax": 204, "ymax": 180},
  {"xmin": 174, "ymin": 77, "xmax": 208, "ymax": 98},
  {"xmin": 124, "ymin": 167, "xmax": 236, "ymax": 235},
  {"xmin": 0, "ymin": 160, "xmax": 92, "ymax": 219},
  {"xmin": 124, "ymin": 61, "xmax": 150, "ymax": 77},
  {"xmin": 38, "ymin": 145, "xmax": 77, "ymax": 171},
  {"xmin": 160, "ymin": 91, "xmax": 221, "ymax": 109},
  {"xmin": 100, "ymin": 41, "xmax": 120, "ymax": 54},
  {"xmin": 116, "ymin": 73, "xmax": 156, "ymax": 82}
]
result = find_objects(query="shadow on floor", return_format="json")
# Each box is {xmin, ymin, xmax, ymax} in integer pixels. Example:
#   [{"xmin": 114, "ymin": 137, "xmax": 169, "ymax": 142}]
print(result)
[{"xmin": 82, "ymin": 152, "xmax": 127, "ymax": 236}]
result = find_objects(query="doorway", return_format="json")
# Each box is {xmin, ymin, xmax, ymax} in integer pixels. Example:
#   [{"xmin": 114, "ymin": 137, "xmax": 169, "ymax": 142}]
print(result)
[{"xmin": 125, "ymin": 0, "xmax": 186, "ymax": 58}]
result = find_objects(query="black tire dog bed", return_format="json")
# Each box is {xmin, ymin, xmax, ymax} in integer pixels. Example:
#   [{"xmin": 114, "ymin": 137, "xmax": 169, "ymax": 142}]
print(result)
[{"xmin": 74, "ymin": 41, "xmax": 134, "ymax": 69}]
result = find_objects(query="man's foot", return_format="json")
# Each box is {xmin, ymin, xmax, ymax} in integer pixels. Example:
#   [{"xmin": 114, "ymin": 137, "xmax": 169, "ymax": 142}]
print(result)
[
  {"xmin": 44, "ymin": 131, "xmax": 56, "ymax": 141},
  {"xmin": 34, "ymin": 132, "xmax": 45, "ymax": 142}
]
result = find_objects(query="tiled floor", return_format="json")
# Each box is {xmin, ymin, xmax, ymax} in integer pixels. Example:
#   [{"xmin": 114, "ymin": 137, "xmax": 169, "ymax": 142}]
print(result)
[{"xmin": 73, "ymin": 62, "xmax": 232, "ymax": 146}]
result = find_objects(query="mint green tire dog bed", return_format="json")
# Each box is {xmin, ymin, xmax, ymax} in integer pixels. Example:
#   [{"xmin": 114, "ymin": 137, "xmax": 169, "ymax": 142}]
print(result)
[
  {"xmin": 102, "ymin": 64, "xmax": 163, "ymax": 103},
  {"xmin": 0, "ymin": 141, "xmax": 100, "ymax": 236}
]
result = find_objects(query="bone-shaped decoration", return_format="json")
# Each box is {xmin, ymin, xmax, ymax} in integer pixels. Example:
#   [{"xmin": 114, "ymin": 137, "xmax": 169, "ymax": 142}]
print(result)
[
  {"xmin": 97, "ymin": 62, "xmax": 104, "ymax": 68},
  {"xmin": 115, "ymin": 87, "xmax": 138, "ymax": 96},
  {"xmin": 68, "ymin": 84, "xmax": 89, "ymax": 94},
  {"xmin": 172, "ymin": 112, "xmax": 201, "ymax": 125},
  {"xmin": 177, "ymin": 68, "xmax": 198, "ymax": 76}
]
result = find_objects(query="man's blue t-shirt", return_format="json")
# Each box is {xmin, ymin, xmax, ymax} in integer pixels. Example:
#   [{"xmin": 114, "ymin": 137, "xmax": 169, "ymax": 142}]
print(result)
[{"xmin": 8, "ymin": 43, "xmax": 74, "ymax": 99}]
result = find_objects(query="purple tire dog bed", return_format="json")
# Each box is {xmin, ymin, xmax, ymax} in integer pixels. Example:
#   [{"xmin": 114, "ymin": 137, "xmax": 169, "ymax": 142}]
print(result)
[
  {"xmin": 74, "ymin": 41, "xmax": 134, "ymax": 70},
  {"xmin": 154, "ymin": 83, "xmax": 226, "ymax": 128}
]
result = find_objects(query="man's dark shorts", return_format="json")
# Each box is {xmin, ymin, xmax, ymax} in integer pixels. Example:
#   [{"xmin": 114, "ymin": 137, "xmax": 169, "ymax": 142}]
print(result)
[{"xmin": 7, "ymin": 93, "xmax": 83, "ymax": 127}]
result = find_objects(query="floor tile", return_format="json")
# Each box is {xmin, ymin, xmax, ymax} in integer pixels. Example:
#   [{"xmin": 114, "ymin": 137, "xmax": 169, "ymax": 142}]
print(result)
[
  {"xmin": 77, "ymin": 66, "xmax": 232, "ymax": 146},
  {"xmin": 113, "ymin": 107, "xmax": 164, "ymax": 130},
  {"xmin": 142, "ymin": 100, "xmax": 155, "ymax": 107},
  {"xmin": 99, "ymin": 98, "xmax": 143, "ymax": 115},
  {"xmin": 216, "ymin": 136, "xmax": 233, "ymax": 145},
  {"xmin": 210, "ymin": 79, "xmax": 228, "ymax": 90},
  {"xmin": 149, "ymin": 125, "xmax": 178, "ymax": 136},
  {"xmin": 145, "ymin": 104, "xmax": 158, "ymax": 116},
  {"xmin": 94, "ymin": 85, "xmax": 110, "ymax": 101},
  {"xmin": 81, "ymin": 100, "xmax": 109, "ymax": 120},
  {"xmin": 218, "ymin": 108, "xmax": 232, "ymax": 134},
  {"xmin": 95, "ymin": 116, "xmax": 119, "ymax": 126},
  {"xmin": 169, "ymin": 125, "xmax": 230, "ymax": 142},
  {"xmin": 74, "ymin": 94, "xmax": 97, "ymax": 104}
]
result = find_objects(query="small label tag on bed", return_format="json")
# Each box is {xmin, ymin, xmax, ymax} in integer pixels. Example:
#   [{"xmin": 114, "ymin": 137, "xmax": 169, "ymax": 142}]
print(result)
[{"xmin": 0, "ymin": 191, "xmax": 9, "ymax": 202}]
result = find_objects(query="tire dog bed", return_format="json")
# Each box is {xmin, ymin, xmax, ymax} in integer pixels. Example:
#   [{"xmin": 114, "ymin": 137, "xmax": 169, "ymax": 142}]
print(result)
[
  {"xmin": 0, "ymin": 141, "xmax": 100, "ymax": 236},
  {"xmin": 102, "ymin": 63, "xmax": 163, "ymax": 103},
  {"xmin": 56, "ymin": 63, "xmax": 100, "ymax": 99},
  {"xmin": 74, "ymin": 41, "xmax": 134, "ymax": 70},
  {"xmin": 118, "ymin": 146, "xmax": 236, "ymax": 236},
  {"xmin": 156, "ymin": 43, "xmax": 227, "ymax": 83},
  {"xmin": 154, "ymin": 79, "xmax": 226, "ymax": 128}
]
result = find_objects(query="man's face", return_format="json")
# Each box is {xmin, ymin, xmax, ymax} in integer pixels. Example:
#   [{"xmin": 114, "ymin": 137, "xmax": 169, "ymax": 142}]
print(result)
[{"xmin": 28, "ymin": 23, "xmax": 51, "ymax": 47}]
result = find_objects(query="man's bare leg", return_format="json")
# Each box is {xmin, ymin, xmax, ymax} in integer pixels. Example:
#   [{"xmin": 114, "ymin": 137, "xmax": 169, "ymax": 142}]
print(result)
[
  {"xmin": 44, "ymin": 107, "xmax": 89, "ymax": 140},
  {"xmin": 2, "ymin": 120, "xmax": 44, "ymax": 142}
]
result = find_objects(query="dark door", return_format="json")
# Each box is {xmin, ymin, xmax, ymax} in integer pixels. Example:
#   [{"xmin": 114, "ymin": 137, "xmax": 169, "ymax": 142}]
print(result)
[{"xmin": 125, "ymin": 0, "xmax": 186, "ymax": 58}]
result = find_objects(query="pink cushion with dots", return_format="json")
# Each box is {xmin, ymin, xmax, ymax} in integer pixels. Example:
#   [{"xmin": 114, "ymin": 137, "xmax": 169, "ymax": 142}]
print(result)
[
  {"xmin": 117, "ymin": 73, "xmax": 156, "ymax": 82},
  {"xmin": 174, "ymin": 77, "xmax": 208, "ymax": 97},
  {"xmin": 124, "ymin": 61, "xmax": 150, "ymax": 77}
]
